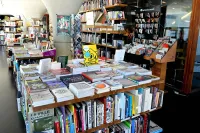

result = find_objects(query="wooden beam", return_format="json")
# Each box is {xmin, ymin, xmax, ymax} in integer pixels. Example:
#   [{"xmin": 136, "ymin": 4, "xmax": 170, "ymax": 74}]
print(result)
[{"xmin": 183, "ymin": 0, "xmax": 200, "ymax": 94}]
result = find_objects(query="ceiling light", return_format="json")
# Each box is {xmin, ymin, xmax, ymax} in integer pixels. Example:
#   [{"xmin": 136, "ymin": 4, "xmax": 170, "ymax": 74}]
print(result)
[
  {"xmin": 162, "ymin": 1, "xmax": 166, "ymax": 4},
  {"xmin": 181, "ymin": 11, "xmax": 192, "ymax": 20},
  {"xmin": 172, "ymin": 21, "xmax": 176, "ymax": 24},
  {"xmin": 172, "ymin": 8, "xmax": 175, "ymax": 9}
]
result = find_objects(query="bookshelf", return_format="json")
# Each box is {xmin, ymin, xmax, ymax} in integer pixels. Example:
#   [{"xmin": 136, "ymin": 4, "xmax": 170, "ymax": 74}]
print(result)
[
  {"xmin": 79, "ymin": 4, "xmax": 128, "ymax": 14},
  {"xmin": 32, "ymin": 79, "xmax": 164, "ymax": 112}
]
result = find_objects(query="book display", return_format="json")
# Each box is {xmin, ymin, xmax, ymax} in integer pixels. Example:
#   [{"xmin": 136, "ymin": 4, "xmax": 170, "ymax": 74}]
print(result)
[
  {"xmin": 79, "ymin": 0, "xmax": 128, "ymax": 60},
  {"xmin": 15, "ymin": 54, "xmax": 166, "ymax": 133}
]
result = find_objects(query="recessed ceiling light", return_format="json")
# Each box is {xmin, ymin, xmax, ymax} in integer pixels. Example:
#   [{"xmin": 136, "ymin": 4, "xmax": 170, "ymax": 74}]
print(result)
[{"xmin": 172, "ymin": 8, "xmax": 175, "ymax": 9}]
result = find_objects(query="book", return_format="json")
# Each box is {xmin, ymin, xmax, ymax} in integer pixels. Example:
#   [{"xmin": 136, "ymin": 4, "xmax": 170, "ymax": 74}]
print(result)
[
  {"xmin": 55, "ymin": 108, "xmax": 65, "ymax": 133},
  {"xmin": 30, "ymin": 90, "xmax": 55, "ymax": 107},
  {"xmin": 40, "ymin": 72, "xmax": 57, "ymax": 82},
  {"xmin": 23, "ymin": 73, "xmax": 40, "ymax": 80},
  {"xmin": 66, "ymin": 64, "xmax": 87, "ymax": 74},
  {"xmin": 52, "ymin": 88, "xmax": 74, "ymax": 102},
  {"xmin": 60, "ymin": 74, "xmax": 91, "ymax": 87},
  {"xmin": 51, "ymin": 62, "xmax": 61, "ymax": 70},
  {"xmin": 38, "ymin": 58, "xmax": 52, "ymax": 74},
  {"xmin": 69, "ymin": 82, "xmax": 94, "ymax": 98},
  {"xmin": 115, "ymin": 78, "xmax": 137, "ymax": 88},
  {"xmin": 96, "ymin": 100, "xmax": 104, "ymax": 126},
  {"xmin": 149, "ymin": 121, "xmax": 163, "ymax": 133},
  {"xmin": 50, "ymin": 68, "xmax": 71, "ymax": 79},
  {"xmin": 82, "ymin": 71, "xmax": 110, "ymax": 82},
  {"xmin": 104, "ymin": 80, "xmax": 123, "ymax": 90},
  {"xmin": 26, "ymin": 80, "xmax": 49, "ymax": 93},
  {"xmin": 92, "ymin": 82, "xmax": 110, "ymax": 94},
  {"xmin": 105, "ymin": 70, "xmax": 124, "ymax": 80},
  {"xmin": 20, "ymin": 67, "xmax": 38, "ymax": 75},
  {"xmin": 118, "ymin": 61, "xmax": 139, "ymax": 69},
  {"xmin": 46, "ymin": 81, "xmax": 67, "ymax": 90},
  {"xmin": 34, "ymin": 116, "xmax": 54, "ymax": 132},
  {"xmin": 116, "ymin": 68, "xmax": 136, "ymax": 76},
  {"xmin": 127, "ymin": 75, "xmax": 152, "ymax": 85},
  {"xmin": 54, "ymin": 117, "xmax": 61, "ymax": 133},
  {"xmin": 82, "ymin": 44, "xmax": 98, "ymax": 66}
]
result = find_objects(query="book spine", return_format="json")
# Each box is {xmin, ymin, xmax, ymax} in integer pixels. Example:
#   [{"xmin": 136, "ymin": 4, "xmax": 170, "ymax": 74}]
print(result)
[
  {"xmin": 94, "ymin": 100, "xmax": 97, "ymax": 127},
  {"xmin": 60, "ymin": 106, "xmax": 66, "ymax": 133},
  {"xmin": 55, "ymin": 120, "xmax": 61, "ymax": 133},
  {"xmin": 82, "ymin": 73, "xmax": 93, "ymax": 82},
  {"xmin": 74, "ymin": 108, "xmax": 78, "ymax": 133},
  {"xmin": 86, "ymin": 101, "xmax": 92, "ymax": 129},
  {"xmin": 96, "ymin": 103, "xmax": 101, "ymax": 126}
]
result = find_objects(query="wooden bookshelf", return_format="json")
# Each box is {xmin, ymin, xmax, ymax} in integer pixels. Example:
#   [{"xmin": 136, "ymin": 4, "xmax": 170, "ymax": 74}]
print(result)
[
  {"xmin": 109, "ymin": 18, "xmax": 127, "ymax": 21},
  {"xmin": 32, "ymin": 79, "xmax": 164, "ymax": 112},
  {"xmin": 79, "ymin": 4, "xmax": 128, "ymax": 13},
  {"xmin": 85, "ymin": 25, "xmax": 113, "ymax": 28},
  {"xmin": 15, "ymin": 55, "xmax": 55, "ymax": 60},
  {"xmin": 96, "ymin": 43, "xmax": 117, "ymax": 49},
  {"xmin": 81, "ymin": 30, "xmax": 126, "ymax": 35},
  {"xmin": 77, "ymin": 107, "xmax": 161, "ymax": 133}
]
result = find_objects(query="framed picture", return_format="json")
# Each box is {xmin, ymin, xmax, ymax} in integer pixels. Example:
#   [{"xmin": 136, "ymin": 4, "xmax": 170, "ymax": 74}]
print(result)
[{"xmin": 57, "ymin": 15, "xmax": 71, "ymax": 36}]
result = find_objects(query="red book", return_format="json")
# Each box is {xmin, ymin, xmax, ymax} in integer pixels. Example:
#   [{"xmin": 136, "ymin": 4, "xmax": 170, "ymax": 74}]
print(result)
[
  {"xmin": 74, "ymin": 107, "xmax": 78, "ymax": 132},
  {"xmin": 50, "ymin": 68, "xmax": 71, "ymax": 75},
  {"xmin": 54, "ymin": 119, "xmax": 61, "ymax": 133},
  {"xmin": 99, "ymin": 97, "xmax": 107, "ymax": 124},
  {"xmin": 143, "ymin": 114, "xmax": 148, "ymax": 133}
]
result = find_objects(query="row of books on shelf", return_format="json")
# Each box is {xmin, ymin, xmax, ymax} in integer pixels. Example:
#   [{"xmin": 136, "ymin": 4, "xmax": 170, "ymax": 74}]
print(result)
[
  {"xmin": 107, "ymin": 11, "xmax": 125, "ymax": 19},
  {"xmin": 98, "ymin": 48, "xmax": 114, "ymax": 59},
  {"xmin": 81, "ymin": 33, "xmax": 124, "ymax": 47},
  {"xmin": 79, "ymin": 0, "xmax": 125, "ymax": 12},
  {"xmin": 22, "ymin": 104, "xmax": 162, "ymax": 133}
]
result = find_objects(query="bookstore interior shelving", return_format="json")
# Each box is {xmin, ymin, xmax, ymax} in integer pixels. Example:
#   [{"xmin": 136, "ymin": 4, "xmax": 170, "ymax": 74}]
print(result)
[{"xmin": 2, "ymin": 1, "xmax": 179, "ymax": 133}]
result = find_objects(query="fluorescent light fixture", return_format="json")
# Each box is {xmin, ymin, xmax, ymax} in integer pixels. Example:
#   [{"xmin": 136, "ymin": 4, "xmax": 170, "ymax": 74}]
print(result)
[
  {"xmin": 172, "ymin": 21, "xmax": 176, "ymax": 24},
  {"xmin": 181, "ymin": 11, "xmax": 192, "ymax": 20}
]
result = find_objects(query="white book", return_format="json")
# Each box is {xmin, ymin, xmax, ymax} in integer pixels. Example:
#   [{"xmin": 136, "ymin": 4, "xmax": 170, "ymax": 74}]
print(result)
[
  {"xmin": 159, "ymin": 90, "xmax": 164, "ymax": 107},
  {"xmin": 142, "ymin": 88, "xmax": 150, "ymax": 112},
  {"xmin": 94, "ymin": 100, "xmax": 97, "ymax": 127},
  {"xmin": 86, "ymin": 100, "xmax": 92, "ymax": 129},
  {"xmin": 92, "ymin": 82, "xmax": 110, "ymax": 94},
  {"xmin": 38, "ymin": 58, "xmax": 51, "ymax": 74},
  {"xmin": 51, "ymin": 88, "xmax": 74, "ymax": 102},
  {"xmin": 105, "ymin": 80, "xmax": 123, "ymax": 90},
  {"xmin": 30, "ymin": 90, "xmax": 55, "ymax": 107},
  {"xmin": 51, "ymin": 62, "xmax": 61, "ymax": 70},
  {"xmin": 114, "ymin": 95, "xmax": 118, "ymax": 120},
  {"xmin": 148, "ymin": 93, "xmax": 153, "ymax": 111},
  {"xmin": 81, "ymin": 102, "xmax": 86, "ymax": 130}
]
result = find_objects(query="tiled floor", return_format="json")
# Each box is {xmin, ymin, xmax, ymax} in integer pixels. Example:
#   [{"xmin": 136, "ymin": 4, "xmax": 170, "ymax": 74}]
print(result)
[{"xmin": 0, "ymin": 46, "xmax": 25, "ymax": 133}]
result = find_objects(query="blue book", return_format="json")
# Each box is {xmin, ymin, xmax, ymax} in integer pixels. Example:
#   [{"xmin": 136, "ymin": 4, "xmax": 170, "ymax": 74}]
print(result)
[
  {"xmin": 124, "ymin": 93, "xmax": 129, "ymax": 118},
  {"xmin": 131, "ymin": 119, "xmax": 135, "ymax": 133},
  {"xmin": 60, "ymin": 106, "xmax": 66, "ymax": 133},
  {"xmin": 125, "ymin": 93, "xmax": 132, "ymax": 117}
]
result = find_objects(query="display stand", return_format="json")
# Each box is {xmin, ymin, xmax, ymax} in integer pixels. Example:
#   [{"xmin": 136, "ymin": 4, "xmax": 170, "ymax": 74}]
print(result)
[{"xmin": 144, "ymin": 41, "xmax": 177, "ymax": 90}]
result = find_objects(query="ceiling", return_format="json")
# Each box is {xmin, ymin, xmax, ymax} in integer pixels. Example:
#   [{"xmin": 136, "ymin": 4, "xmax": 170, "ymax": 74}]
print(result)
[{"xmin": 0, "ymin": 0, "xmax": 47, "ymax": 19}]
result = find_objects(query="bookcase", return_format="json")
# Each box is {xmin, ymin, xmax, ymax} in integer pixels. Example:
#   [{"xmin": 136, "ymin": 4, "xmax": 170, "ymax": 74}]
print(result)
[{"xmin": 79, "ymin": 0, "xmax": 128, "ymax": 59}]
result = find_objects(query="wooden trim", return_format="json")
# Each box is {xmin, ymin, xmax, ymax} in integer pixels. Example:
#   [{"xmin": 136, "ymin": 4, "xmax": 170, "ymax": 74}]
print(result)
[
  {"xmin": 32, "ymin": 80, "xmax": 164, "ymax": 112},
  {"xmin": 183, "ymin": 0, "xmax": 200, "ymax": 94}
]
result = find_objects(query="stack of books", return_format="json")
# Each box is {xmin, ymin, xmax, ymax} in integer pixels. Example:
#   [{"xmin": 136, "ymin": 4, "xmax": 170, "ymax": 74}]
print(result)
[
  {"xmin": 69, "ymin": 82, "xmax": 94, "ymax": 98},
  {"xmin": 82, "ymin": 71, "xmax": 110, "ymax": 82},
  {"xmin": 50, "ymin": 68, "xmax": 71, "ymax": 79}
]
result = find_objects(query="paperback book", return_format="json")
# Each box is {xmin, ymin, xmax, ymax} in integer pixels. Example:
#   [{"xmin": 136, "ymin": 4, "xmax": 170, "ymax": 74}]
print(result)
[
  {"xmin": 45, "ymin": 81, "xmax": 67, "ymax": 90},
  {"xmin": 51, "ymin": 88, "xmax": 74, "ymax": 102},
  {"xmin": 40, "ymin": 72, "xmax": 57, "ymax": 82},
  {"xmin": 26, "ymin": 80, "xmax": 49, "ymax": 93},
  {"xmin": 105, "ymin": 80, "xmax": 123, "ymax": 90},
  {"xmin": 92, "ymin": 82, "xmax": 110, "ymax": 94},
  {"xmin": 115, "ymin": 78, "xmax": 138, "ymax": 88},
  {"xmin": 127, "ymin": 74, "xmax": 152, "ymax": 85},
  {"xmin": 82, "ymin": 71, "xmax": 110, "ymax": 82}
]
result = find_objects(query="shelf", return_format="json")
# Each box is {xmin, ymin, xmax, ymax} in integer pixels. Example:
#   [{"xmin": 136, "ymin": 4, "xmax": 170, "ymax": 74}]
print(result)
[
  {"xmin": 15, "ymin": 56, "xmax": 55, "ymax": 60},
  {"xmin": 109, "ymin": 18, "xmax": 127, "ymax": 21},
  {"xmin": 79, "ymin": 4, "xmax": 128, "ymax": 13},
  {"xmin": 32, "ymin": 79, "xmax": 164, "ymax": 112},
  {"xmin": 81, "ymin": 30, "xmax": 126, "ymax": 35},
  {"xmin": 85, "ymin": 25, "xmax": 113, "ymax": 28},
  {"xmin": 96, "ymin": 43, "xmax": 117, "ymax": 49},
  {"xmin": 77, "ymin": 107, "xmax": 161, "ymax": 133}
]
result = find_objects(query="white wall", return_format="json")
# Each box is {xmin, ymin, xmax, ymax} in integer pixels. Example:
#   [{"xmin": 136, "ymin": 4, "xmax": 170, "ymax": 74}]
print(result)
[{"xmin": 42, "ymin": 0, "xmax": 83, "ymax": 59}]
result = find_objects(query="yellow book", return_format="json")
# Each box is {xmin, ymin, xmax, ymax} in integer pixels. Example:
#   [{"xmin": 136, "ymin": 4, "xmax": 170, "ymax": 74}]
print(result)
[
  {"xmin": 67, "ymin": 105, "xmax": 76, "ymax": 133},
  {"xmin": 82, "ymin": 43, "xmax": 98, "ymax": 66},
  {"xmin": 126, "ymin": 92, "xmax": 136, "ymax": 115},
  {"xmin": 66, "ymin": 120, "xmax": 69, "ymax": 133}
]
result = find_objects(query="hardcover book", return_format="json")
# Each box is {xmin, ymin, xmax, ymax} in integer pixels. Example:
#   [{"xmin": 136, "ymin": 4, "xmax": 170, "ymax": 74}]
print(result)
[
  {"xmin": 115, "ymin": 79, "xmax": 137, "ymax": 88},
  {"xmin": 60, "ymin": 74, "xmax": 91, "ymax": 87},
  {"xmin": 34, "ymin": 116, "xmax": 54, "ymax": 132},
  {"xmin": 52, "ymin": 88, "xmax": 74, "ymax": 102},
  {"xmin": 26, "ymin": 80, "xmax": 49, "ymax": 93},
  {"xmin": 127, "ymin": 75, "xmax": 152, "ymax": 85},
  {"xmin": 82, "ymin": 71, "xmax": 110, "ymax": 82},
  {"xmin": 45, "ymin": 81, "xmax": 67, "ymax": 90},
  {"xmin": 30, "ymin": 90, "xmax": 55, "ymax": 107},
  {"xmin": 40, "ymin": 72, "xmax": 57, "ymax": 82}
]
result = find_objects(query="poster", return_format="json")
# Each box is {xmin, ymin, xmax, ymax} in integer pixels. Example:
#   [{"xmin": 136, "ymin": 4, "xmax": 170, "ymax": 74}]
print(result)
[{"xmin": 57, "ymin": 15, "xmax": 71, "ymax": 35}]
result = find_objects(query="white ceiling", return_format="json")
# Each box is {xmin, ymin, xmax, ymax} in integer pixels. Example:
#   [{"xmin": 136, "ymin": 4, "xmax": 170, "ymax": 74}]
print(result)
[{"xmin": 0, "ymin": 0, "xmax": 47, "ymax": 19}]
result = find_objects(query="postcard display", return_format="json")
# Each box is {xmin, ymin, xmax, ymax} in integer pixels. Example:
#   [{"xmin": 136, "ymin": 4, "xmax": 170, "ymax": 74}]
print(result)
[{"xmin": 134, "ymin": 7, "xmax": 161, "ymax": 44}]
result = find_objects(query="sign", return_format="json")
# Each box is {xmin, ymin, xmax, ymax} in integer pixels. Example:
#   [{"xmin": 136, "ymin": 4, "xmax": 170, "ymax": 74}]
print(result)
[{"xmin": 57, "ymin": 15, "xmax": 71, "ymax": 35}]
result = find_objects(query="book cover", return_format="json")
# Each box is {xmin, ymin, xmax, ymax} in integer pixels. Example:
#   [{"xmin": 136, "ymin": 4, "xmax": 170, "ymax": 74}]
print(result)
[
  {"xmin": 34, "ymin": 116, "xmax": 54, "ymax": 132},
  {"xmin": 50, "ymin": 68, "xmax": 71, "ymax": 76},
  {"xmin": 60, "ymin": 74, "xmax": 91, "ymax": 87},
  {"xmin": 46, "ymin": 81, "xmax": 67, "ymax": 90},
  {"xmin": 92, "ymin": 82, "xmax": 110, "ymax": 94},
  {"xmin": 26, "ymin": 80, "xmax": 49, "ymax": 93},
  {"xmin": 23, "ymin": 73, "xmax": 40, "ymax": 80},
  {"xmin": 82, "ymin": 44, "xmax": 98, "ymax": 66},
  {"xmin": 127, "ymin": 75, "xmax": 152, "ymax": 85},
  {"xmin": 115, "ymin": 78, "xmax": 137, "ymax": 88},
  {"xmin": 82, "ymin": 71, "xmax": 110, "ymax": 82},
  {"xmin": 52, "ymin": 88, "xmax": 74, "ymax": 102},
  {"xmin": 21, "ymin": 67, "xmax": 38, "ymax": 74},
  {"xmin": 40, "ymin": 72, "xmax": 57, "ymax": 82}
]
